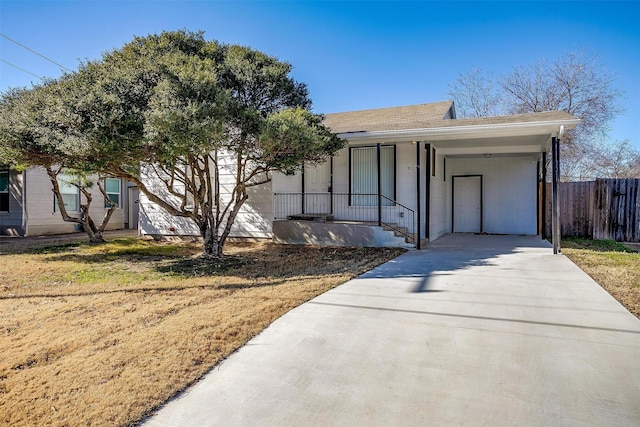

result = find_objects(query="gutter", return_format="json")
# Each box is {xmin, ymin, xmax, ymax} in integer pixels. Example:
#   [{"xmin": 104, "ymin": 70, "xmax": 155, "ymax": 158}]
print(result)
[{"xmin": 338, "ymin": 118, "xmax": 581, "ymax": 142}]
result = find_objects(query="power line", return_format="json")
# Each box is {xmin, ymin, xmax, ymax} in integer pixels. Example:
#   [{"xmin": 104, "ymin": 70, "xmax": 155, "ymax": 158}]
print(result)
[
  {"xmin": 1, "ymin": 33, "xmax": 72, "ymax": 72},
  {"xmin": 0, "ymin": 59, "xmax": 43, "ymax": 80}
]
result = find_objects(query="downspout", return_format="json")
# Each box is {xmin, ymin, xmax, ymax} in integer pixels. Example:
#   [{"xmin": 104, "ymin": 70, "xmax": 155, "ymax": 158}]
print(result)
[
  {"xmin": 301, "ymin": 162, "xmax": 305, "ymax": 214},
  {"xmin": 329, "ymin": 156, "xmax": 334, "ymax": 215}
]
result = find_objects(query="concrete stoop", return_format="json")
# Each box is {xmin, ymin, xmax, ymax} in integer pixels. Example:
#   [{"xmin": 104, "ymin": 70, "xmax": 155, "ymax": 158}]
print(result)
[
  {"xmin": 382, "ymin": 224, "xmax": 415, "ymax": 246},
  {"xmin": 272, "ymin": 220, "xmax": 415, "ymax": 248}
]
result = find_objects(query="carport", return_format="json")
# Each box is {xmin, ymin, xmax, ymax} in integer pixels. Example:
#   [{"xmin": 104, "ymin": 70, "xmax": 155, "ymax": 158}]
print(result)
[{"xmin": 419, "ymin": 112, "xmax": 578, "ymax": 253}]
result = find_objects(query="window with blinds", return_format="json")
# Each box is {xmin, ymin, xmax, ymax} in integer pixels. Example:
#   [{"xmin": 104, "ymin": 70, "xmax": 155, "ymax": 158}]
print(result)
[
  {"xmin": 104, "ymin": 178, "xmax": 121, "ymax": 208},
  {"xmin": 350, "ymin": 145, "xmax": 395, "ymax": 206},
  {"xmin": 54, "ymin": 177, "xmax": 79, "ymax": 213}
]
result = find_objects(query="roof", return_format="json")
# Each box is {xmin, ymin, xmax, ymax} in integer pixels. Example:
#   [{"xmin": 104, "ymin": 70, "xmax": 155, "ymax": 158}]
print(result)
[
  {"xmin": 322, "ymin": 101, "xmax": 454, "ymax": 133},
  {"xmin": 322, "ymin": 101, "xmax": 578, "ymax": 135},
  {"xmin": 430, "ymin": 110, "xmax": 577, "ymax": 128}
]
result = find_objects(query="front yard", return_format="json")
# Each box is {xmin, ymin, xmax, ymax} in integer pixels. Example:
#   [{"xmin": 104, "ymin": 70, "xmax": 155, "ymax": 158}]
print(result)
[
  {"xmin": 562, "ymin": 238, "xmax": 640, "ymax": 318},
  {"xmin": 0, "ymin": 239, "xmax": 404, "ymax": 426},
  {"xmin": 2, "ymin": 236, "xmax": 638, "ymax": 426}
]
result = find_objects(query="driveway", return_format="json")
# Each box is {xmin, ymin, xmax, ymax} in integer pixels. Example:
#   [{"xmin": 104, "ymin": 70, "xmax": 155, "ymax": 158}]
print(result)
[{"xmin": 144, "ymin": 234, "xmax": 640, "ymax": 426}]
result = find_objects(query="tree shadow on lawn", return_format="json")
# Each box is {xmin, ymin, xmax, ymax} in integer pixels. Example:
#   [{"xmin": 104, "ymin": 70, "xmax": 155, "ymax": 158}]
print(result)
[
  {"xmin": 0, "ymin": 277, "xmax": 289, "ymax": 300},
  {"xmin": 39, "ymin": 242, "xmax": 403, "ymax": 281}
]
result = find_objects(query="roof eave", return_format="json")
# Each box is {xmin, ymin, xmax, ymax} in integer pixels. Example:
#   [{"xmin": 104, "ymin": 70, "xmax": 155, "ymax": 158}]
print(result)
[{"xmin": 337, "ymin": 118, "xmax": 581, "ymax": 142}]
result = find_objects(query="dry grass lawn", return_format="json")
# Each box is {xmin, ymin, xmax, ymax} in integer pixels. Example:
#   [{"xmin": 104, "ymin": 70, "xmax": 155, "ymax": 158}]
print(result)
[
  {"xmin": 0, "ymin": 238, "xmax": 405, "ymax": 426},
  {"xmin": 562, "ymin": 238, "xmax": 640, "ymax": 318}
]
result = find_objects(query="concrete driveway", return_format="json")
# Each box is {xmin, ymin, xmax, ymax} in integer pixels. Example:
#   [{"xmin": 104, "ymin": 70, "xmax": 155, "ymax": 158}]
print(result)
[{"xmin": 144, "ymin": 234, "xmax": 640, "ymax": 426}]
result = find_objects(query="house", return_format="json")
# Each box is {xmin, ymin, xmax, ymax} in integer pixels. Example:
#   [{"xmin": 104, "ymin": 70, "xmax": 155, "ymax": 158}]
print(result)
[
  {"xmin": 0, "ymin": 166, "xmax": 139, "ymax": 236},
  {"xmin": 139, "ymin": 101, "xmax": 579, "ymax": 249}
]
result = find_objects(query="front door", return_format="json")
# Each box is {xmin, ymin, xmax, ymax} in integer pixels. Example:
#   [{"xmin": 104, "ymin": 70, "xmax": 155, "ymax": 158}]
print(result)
[
  {"xmin": 453, "ymin": 176, "xmax": 482, "ymax": 233},
  {"xmin": 128, "ymin": 186, "xmax": 140, "ymax": 229},
  {"xmin": 303, "ymin": 162, "xmax": 331, "ymax": 214}
]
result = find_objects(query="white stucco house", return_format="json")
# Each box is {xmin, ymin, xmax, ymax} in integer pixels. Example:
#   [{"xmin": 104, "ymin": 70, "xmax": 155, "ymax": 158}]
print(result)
[
  {"xmin": 139, "ymin": 101, "xmax": 579, "ymax": 249},
  {"xmin": 0, "ymin": 167, "xmax": 139, "ymax": 236}
]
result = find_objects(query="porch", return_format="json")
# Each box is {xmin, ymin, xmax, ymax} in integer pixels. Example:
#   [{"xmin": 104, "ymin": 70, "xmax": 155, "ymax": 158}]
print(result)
[{"xmin": 272, "ymin": 192, "xmax": 418, "ymax": 248}]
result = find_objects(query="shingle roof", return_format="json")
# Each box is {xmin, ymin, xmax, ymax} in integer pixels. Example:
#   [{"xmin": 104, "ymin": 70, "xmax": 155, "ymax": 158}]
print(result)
[
  {"xmin": 322, "ymin": 101, "xmax": 454, "ymax": 133},
  {"xmin": 431, "ymin": 110, "xmax": 577, "ymax": 128},
  {"xmin": 322, "ymin": 101, "xmax": 577, "ymax": 134}
]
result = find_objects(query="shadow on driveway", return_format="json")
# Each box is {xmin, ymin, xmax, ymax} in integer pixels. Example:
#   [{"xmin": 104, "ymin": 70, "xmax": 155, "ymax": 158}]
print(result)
[{"xmin": 144, "ymin": 233, "xmax": 640, "ymax": 427}]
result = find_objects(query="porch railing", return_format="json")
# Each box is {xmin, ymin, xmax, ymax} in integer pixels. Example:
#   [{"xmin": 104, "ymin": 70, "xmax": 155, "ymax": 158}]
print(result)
[{"xmin": 273, "ymin": 192, "xmax": 416, "ymax": 244}]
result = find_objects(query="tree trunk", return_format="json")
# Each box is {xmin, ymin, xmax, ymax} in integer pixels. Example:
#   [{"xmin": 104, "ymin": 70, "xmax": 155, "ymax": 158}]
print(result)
[
  {"xmin": 80, "ymin": 205, "xmax": 105, "ymax": 243},
  {"xmin": 46, "ymin": 166, "xmax": 106, "ymax": 243},
  {"xmin": 202, "ymin": 225, "xmax": 223, "ymax": 257},
  {"xmin": 200, "ymin": 208, "xmax": 222, "ymax": 256}
]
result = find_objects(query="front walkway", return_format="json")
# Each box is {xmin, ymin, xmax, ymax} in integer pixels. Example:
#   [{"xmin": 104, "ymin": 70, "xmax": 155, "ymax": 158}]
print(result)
[{"xmin": 144, "ymin": 234, "xmax": 640, "ymax": 426}]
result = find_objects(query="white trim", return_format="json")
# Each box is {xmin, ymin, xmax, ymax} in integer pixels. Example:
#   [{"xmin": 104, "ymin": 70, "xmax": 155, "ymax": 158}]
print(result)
[{"xmin": 338, "ymin": 119, "xmax": 581, "ymax": 142}]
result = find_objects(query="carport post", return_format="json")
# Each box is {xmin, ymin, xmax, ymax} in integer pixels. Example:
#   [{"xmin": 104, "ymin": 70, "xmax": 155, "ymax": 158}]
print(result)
[
  {"xmin": 415, "ymin": 141, "xmax": 421, "ymax": 250},
  {"xmin": 541, "ymin": 152, "xmax": 547, "ymax": 240},
  {"xmin": 377, "ymin": 143, "xmax": 382, "ymax": 226},
  {"xmin": 425, "ymin": 143, "xmax": 431, "ymax": 242},
  {"xmin": 551, "ymin": 136, "xmax": 561, "ymax": 254}
]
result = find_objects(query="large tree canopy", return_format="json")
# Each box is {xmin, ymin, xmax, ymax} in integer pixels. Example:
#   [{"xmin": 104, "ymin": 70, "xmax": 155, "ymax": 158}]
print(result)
[
  {"xmin": 2, "ymin": 30, "xmax": 344, "ymax": 254},
  {"xmin": 447, "ymin": 51, "xmax": 627, "ymax": 180},
  {"xmin": 0, "ymin": 79, "xmax": 119, "ymax": 242}
]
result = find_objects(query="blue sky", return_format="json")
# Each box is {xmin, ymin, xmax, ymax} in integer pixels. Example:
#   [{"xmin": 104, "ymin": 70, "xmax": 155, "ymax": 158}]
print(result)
[{"xmin": 1, "ymin": 1, "xmax": 639, "ymax": 149}]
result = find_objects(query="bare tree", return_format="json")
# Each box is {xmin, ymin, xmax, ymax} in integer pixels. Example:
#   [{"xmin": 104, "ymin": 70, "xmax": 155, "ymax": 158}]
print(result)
[
  {"xmin": 571, "ymin": 139, "xmax": 640, "ymax": 180},
  {"xmin": 447, "ymin": 68, "xmax": 503, "ymax": 118},
  {"xmin": 448, "ymin": 51, "xmax": 626, "ymax": 180},
  {"xmin": 500, "ymin": 51, "xmax": 622, "ymax": 147}
]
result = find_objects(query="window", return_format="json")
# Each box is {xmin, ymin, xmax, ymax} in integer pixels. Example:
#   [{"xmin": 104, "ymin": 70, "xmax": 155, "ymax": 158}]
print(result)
[
  {"xmin": 0, "ymin": 170, "xmax": 9, "ymax": 212},
  {"xmin": 350, "ymin": 145, "xmax": 395, "ymax": 206},
  {"xmin": 54, "ymin": 178, "xmax": 79, "ymax": 212},
  {"xmin": 104, "ymin": 178, "xmax": 121, "ymax": 208}
]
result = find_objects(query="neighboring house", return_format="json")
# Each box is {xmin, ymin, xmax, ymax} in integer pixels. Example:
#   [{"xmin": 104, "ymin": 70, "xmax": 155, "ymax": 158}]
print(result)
[
  {"xmin": 139, "ymin": 101, "xmax": 579, "ymax": 248},
  {"xmin": 0, "ymin": 166, "xmax": 139, "ymax": 236}
]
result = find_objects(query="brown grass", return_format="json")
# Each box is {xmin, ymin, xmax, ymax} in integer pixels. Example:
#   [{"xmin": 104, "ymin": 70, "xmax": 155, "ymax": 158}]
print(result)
[
  {"xmin": 0, "ymin": 239, "xmax": 405, "ymax": 426},
  {"xmin": 562, "ymin": 239, "xmax": 640, "ymax": 318}
]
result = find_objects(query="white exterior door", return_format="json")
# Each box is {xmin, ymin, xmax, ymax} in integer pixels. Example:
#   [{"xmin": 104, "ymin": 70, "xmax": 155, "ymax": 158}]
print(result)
[
  {"xmin": 304, "ymin": 162, "xmax": 331, "ymax": 214},
  {"xmin": 453, "ymin": 176, "xmax": 482, "ymax": 233},
  {"xmin": 128, "ymin": 187, "xmax": 140, "ymax": 229}
]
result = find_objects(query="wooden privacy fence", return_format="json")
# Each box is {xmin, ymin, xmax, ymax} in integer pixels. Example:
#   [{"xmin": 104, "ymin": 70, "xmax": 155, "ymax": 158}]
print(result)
[{"xmin": 543, "ymin": 178, "xmax": 640, "ymax": 242}]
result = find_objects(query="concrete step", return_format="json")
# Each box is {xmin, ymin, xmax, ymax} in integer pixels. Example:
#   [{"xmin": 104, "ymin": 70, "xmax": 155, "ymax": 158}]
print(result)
[{"xmin": 381, "ymin": 223, "xmax": 415, "ymax": 247}]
